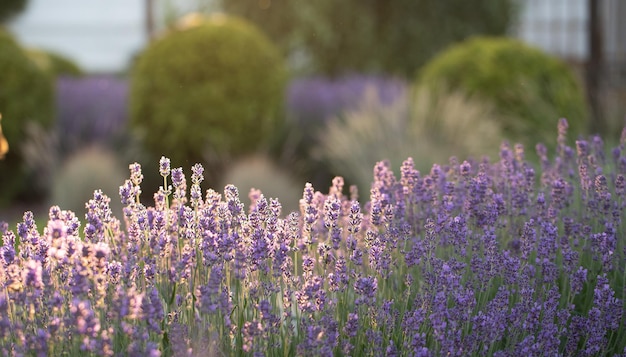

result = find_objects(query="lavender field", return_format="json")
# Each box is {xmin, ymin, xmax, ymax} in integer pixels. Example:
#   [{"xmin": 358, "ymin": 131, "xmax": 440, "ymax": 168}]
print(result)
[{"xmin": 1, "ymin": 119, "xmax": 625, "ymax": 356}]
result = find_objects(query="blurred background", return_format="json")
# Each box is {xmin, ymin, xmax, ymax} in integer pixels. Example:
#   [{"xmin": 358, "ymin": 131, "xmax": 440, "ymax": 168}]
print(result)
[{"xmin": 0, "ymin": 0, "xmax": 625, "ymax": 221}]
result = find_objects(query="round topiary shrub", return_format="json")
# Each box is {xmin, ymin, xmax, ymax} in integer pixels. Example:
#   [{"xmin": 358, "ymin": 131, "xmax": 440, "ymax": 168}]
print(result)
[
  {"xmin": 0, "ymin": 28, "xmax": 54, "ymax": 205},
  {"xmin": 130, "ymin": 13, "xmax": 287, "ymax": 182},
  {"xmin": 50, "ymin": 146, "xmax": 127, "ymax": 218},
  {"xmin": 419, "ymin": 36, "xmax": 588, "ymax": 152}
]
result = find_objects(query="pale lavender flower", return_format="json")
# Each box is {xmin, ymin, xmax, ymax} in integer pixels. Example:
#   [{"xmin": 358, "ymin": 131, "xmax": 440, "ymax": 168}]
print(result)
[
  {"xmin": 616, "ymin": 174, "xmax": 625, "ymax": 196},
  {"xmin": 171, "ymin": 167, "xmax": 187, "ymax": 205},
  {"xmin": 525, "ymin": 288, "xmax": 562, "ymax": 356},
  {"xmin": 471, "ymin": 286, "xmax": 510, "ymax": 349},
  {"xmin": 567, "ymin": 267, "xmax": 587, "ymax": 299},
  {"xmin": 84, "ymin": 190, "xmax": 114, "ymax": 242},
  {"xmin": 330, "ymin": 176, "xmax": 344, "ymax": 199},
  {"xmin": 69, "ymin": 299, "xmax": 101, "ymax": 352},
  {"xmin": 323, "ymin": 195, "xmax": 342, "ymax": 250},
  {"xmin": 29, "ymin": 328, "xmax": 50, "ymax": 357},
  {"xmin": 565, "ymin": 315, "xmax": 587, "ymax": 355},
  {"xmin": 1, "ymin": 231, "xmax": 16, "ymax": 265},
  {"xmin": 354, "ymin": 276, "xmax": 377, "ymax": 306},
  {"xmin": 403, "ymin": 308, "xmax": 428, "ymax": 353},
  {"xmin": 159, "ymin": 156, "xmax": 171, "ymax": 178},
  {"xmin": 557, "ymin": 118, "xmax": 569, "ymax": 154},
  {"xmin": 143, "ymin": 288, "xmax": 164, "ymax": 334},
  {"xmin": 242, "ymin": 320, "xmax": 263, "ymax": 353},
  {"xmin": 343, "ymin": 312, "xmax": 359, "ymax": 339},
  {"xmin": 429, "ymin": 291, "xmax": 450, "ymax": 344},
  {"xmin": 593, "ymin": 274, "xmax": 622, "ymax": 331},
  {"xmin": 197, "ymin": 264, "xmax": 224, "ymax": 314},
  {"xmin": 300, "ymin": 183, "xmax": 318, "ymax": 247},
  {"xmin": 129, "ymin": 162, "xmax": 143, "ymax": 187},
  {"xmin": 584, "ymin": 307, "xmax": 605, "ymax": 355},
  {"xmin": 328, "ymin": 256, "xmax": 348, "ymax": 292},
  {"xmin": 16, "ymin": 211, "xmax": 39, "ymax": 247},
  {"xmin": 22, "ymin": 259, "xmax": 43, "ymax": 290},
  {"xmin": 257, "ymin": 299, "xmax": 279, "ymax": 335},
  {"xmin": 537, "ymin": 220, "xmax": 559, "ymax": 283},
  {"xmin": 119, "ymin": 179, "xmax": 134, "ymax": 209},
  {"xmin": 519, "ymin": 219, "xmax": 536, "ymax": 261},
  {"xmin": 224, "ymin": 184, "xmax": 243, "ymax": 226},
  {"xmin": 369, "ymin": 186, "xmax": 385, "ymax": 227},
  {"xmin": 346, "ymin": 201, "xmax": 362, "ymax": 251},
  {"xmin": 296, "ymin": 274, "xmax": 326, "ymax": 313}
]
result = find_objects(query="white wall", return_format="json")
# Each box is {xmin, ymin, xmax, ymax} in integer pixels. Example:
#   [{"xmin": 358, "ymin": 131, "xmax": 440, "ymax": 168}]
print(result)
[{"xmin": 7, "ymin": 0, "xmax": 147, "ymax": 73}]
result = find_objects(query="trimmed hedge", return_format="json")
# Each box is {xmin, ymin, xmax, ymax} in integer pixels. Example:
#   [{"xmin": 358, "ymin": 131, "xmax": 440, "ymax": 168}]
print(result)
[
  {"xmin": 419, "ymin": 36, "xmax": 588, "ymax": 152},
  {"xmin": 130, "ymin": 14, "xmax": 287, "ymax": 181}
]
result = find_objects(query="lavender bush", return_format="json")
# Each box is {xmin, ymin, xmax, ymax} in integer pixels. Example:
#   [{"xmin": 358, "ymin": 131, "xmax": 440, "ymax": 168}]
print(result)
[
  {"xmin": 1, "ymin": 119, "xmax": 625, "ymax": 356},
  {"xmin": 55, "ymin": 75, "xmax": 128, "ymax": 154},
  {"xmin": 286, "ymin": 75, "xmax": 407, "ymax": 130}
]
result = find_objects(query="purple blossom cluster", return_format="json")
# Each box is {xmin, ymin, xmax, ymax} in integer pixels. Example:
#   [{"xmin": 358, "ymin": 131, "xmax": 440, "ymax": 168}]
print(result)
[{"xmin": 1, "ymin": 119, "xmax": 626, "ymax": 356}]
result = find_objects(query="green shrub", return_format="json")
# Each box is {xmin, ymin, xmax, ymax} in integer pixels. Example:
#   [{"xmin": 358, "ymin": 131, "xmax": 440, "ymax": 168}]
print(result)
[
  {"xmin": 49, "ymin": 146, "xmax": 127, "ymax": 218},
  {"xmin": 315, "ymin": 85, "xmax": 504, "ymax": 195},
  {"xmin": 419, "ymin": 36, "xmax": 588, "ymax": 152},
  {"xmin": 0, "ymin": 28, "xmax": 55, "ymax": 205},
  {"xmin": 0, "ymin": 0, "xmax": 27, "ymax": 23},
  {"xmin": 130, "ymin": 13, "xmax": 287, "ymax": 184},
  {"xmin": 26, "ymin": 48, "xmax": 83, "ymax": 77}
]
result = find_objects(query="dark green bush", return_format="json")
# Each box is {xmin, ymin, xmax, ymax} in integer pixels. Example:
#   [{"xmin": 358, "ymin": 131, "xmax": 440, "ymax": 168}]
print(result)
[
  {"xmin": 419, "ymin": 36, "xmax": 588, "ymax": 152},
  {"xmin": 130, "ymin": 14, "xmax": 287, "ymax": 184},
  {"xmin": 0, "ymin": 0, "xmax": 27, "ymax": 23},
  {"xmin": 0, "ymin": 28, "xmax": 54, "ymax": 205}
]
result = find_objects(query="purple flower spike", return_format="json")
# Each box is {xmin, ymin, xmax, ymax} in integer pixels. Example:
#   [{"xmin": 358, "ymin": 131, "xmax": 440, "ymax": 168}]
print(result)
[{"xmin": 159, "ymin": 156, "xmax": 171, "ymax": 178}]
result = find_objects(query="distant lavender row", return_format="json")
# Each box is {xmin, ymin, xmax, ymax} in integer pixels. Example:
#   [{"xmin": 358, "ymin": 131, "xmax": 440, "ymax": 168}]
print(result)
[
  {"xmin": 55, "ymin": 74, "xmax": 405, "ymax": 151},
  {"xmin": 55, "ymin": 75, "xmax": 129, "ymax": 152},
  {"xmin": 285, "ymin": 75, "xmax": 407, "ymax": 127}
]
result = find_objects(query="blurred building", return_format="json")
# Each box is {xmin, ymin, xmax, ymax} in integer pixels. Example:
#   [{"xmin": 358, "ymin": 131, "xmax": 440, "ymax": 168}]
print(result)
[{"xmin": 516, "ymin": 0, "xmax": 626, "ymax": 131}]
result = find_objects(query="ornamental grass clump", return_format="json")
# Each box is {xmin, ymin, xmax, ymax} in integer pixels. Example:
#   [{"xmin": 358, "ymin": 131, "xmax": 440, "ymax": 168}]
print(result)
[{"xmin": 1, "ymin": 119, "xmax": 626, "ymax": 356}]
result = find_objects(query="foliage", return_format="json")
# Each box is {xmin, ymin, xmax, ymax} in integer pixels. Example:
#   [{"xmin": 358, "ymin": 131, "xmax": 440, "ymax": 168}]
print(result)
[
  {"xmin": 419, "ymin": 36, "xmax": 589, "ymax": 153},
  {"xmin": 220, "ymin": 0, "xmax": 296, "ymax": 58},
  {"xmin": 0, "ymin": 0, "xmax": 28, "ymax": 23},
  {"xmin": 315, "ymin": 85, "xmax": 504, "ymax": 195},
  {"xmin": 130, "ymin": 14, "xmax": 287, "ymax": 184},
  {"xmin": 49, "ymin": 146, "xmax": 127, "ymax": 218},
  {"xmin": 26, "ymin": 48, "xmax": 83, "ymax": 77},
  {"xmin": 0, "ymin": 29, "xmax": 54, "ymax": 205},
  {"xmin": 220, "ymin": 0, "xmax": 518, "ymax": 76},
  {"xmin": 1, "ymin": 120, "xmax": 626, "ymax": 355}
]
